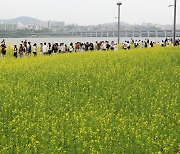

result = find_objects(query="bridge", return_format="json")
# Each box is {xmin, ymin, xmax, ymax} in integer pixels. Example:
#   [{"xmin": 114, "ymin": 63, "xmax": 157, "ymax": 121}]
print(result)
[
  {"xmin": 29, "ymin": 30, "xmax": 180, "ymax": 38},
  {"xmin": 66, "ymin": 30, "xmax": 180, "ymax": 38}
]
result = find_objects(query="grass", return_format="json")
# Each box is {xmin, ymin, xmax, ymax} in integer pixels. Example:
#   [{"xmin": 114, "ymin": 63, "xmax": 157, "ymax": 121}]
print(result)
[{"xmin": 0, "ymin": 46, "xmax": 180, "ymax": 153}]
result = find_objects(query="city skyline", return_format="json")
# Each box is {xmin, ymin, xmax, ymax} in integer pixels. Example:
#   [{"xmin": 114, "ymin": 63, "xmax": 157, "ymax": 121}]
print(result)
[
  {"xmin": 1, "ymin": 0, "xmax": 179, "ymax": 25},
  {"xmin": 1, "ymin": 16, "xmax": 179, "ymax": 27}
]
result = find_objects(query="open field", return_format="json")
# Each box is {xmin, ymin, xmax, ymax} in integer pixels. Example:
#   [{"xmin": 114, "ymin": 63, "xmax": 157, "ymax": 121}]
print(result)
[{"xmin": 0, "ymin": 46, "xmax": 180, "ymax": 153}]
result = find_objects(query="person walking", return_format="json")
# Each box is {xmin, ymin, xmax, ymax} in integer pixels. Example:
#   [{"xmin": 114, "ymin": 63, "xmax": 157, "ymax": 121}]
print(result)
[
  {"xmin": 1, "ymin": 39, "xmax": 6, "ymax": 59},
  {"xmin": 69, "ymin": 43, "xmax": 74, "ymax": 52},
  {"xmin": 19, "ymin": 44, "xmax": 24, "ymax": 58},
  {"xmin": 40, "ymin": 43, "xmax": 43, "ymax": 55},
  {"xmin": 43, "ymin": 42, "xmax": 48, "ymax": 55},
  {"xmin": 13, "ymin": 45, "xmax": 18, "ymax": 58},
  {"xmin": 110, "ymin": 41, "xmax": 115, "ymax": 50},
  {"xmin": 26, "ymin": 42, "xmax": 32, "ymax": 56},
  {"xmin": 33, "ymin": 43, "xmax": 37, "ymax": 56}
]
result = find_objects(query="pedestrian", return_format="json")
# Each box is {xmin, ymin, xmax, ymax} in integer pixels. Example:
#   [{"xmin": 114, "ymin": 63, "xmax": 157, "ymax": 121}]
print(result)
[
  {"xmin": 144, "ymin": 42, "xmax": 148, "ymax": 48},
  {"xmin": 89, "ymin": 43, "xmax": 94, "ymax": 51},
  {"xmin": 134, "ymin": 40, "xmax": 138, "ymax": 48},
  {"xmin": 161, "ymin": 40, "xmax": 165, "ymax": 47},
  {"xmin": 40, "ymin": 43, "xmax": 43, "ymax": 55},
  {"xmin": 69, "ymin": 43, "xmax": 74, "ymax": 52},
  {"xmin": 33, "ymin": 43, "xmax": 37, "ymax": 56},
  {"xmin": 13, "ymin": 45, "xmax": 18, "ymax": 58},
  {"xmin": 1, "ymin": 39, "xmax": 6, "ymax": 59},
  {"xmin": 101, "ymin": 41, "xmax": 106, "ymax": 51},
  {"xmin": 127, "ymin": 41, "xmax": 130, "ymax": 50},
  {"xmin": 84, "ymin": 42, "xmax": 89, "ymax": 51},
  {"xmin": 123, "ymin": 41, "xmax": 128, "ymax": 50},
  {"xmin": 106, "ymin": 41, "xmax": 110, "ymax": 50},
  {"xmin": 110, "ymin": 41, "xmax": 115, "ymax": 50},
  {"xmin": 43, "ymin": 42, "xmax": 48, "ymax": 55},
  {"xmin": 26, "ymin": 42, "xmax": 32, "ymax": 56},
  {"xmin": 54, "ymin": 43, "xmax": 58, "ymax": 54},
  {"xmin": 140, "ymin": 41, "xmax": 144, "ymax": 48},
  {"xmin": 48, "ymin": 43, "xmax": 52, "ymax": 54},
  {"xmin": 150, "ymin": 41, "xmax": 154, "ymax": 48},
  {"xmin": 19, "ymin": 44, "xmax": 24, "ymax": 58},
  {"xmin": 60, "ymin": 43, "xmax": 66, "ymax": 53},
  {"xmin": 96, "ymin": 42, "xmax": 101, "ymax": 51}
]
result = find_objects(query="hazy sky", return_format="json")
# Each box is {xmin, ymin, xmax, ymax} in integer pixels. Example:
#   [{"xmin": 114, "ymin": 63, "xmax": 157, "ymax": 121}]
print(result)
[{"xmin": 1, "ymin": 0, "xmax": 180, "ymax": 25}]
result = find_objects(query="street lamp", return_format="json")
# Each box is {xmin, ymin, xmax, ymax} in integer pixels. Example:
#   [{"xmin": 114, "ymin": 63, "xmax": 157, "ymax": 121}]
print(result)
[
  {"xmin": 117, "ymin": 2, "xmax": 122, "ymax": 44},
  {"xmin": 169, "ymin": 0, "xmax": 177, "ymax": 46}
]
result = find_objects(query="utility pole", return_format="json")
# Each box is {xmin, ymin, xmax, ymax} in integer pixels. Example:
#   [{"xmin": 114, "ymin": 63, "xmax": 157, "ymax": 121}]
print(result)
[
  {"xmin": 173, "ymin": 0, "xmax": 177, "ymax": 46},
  {"xmin": 117, "ymin": 2, "xmax": 122, "ymax": 44}
]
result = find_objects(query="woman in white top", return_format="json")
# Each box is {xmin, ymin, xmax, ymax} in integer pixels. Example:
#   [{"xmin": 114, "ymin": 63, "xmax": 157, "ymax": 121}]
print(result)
[
  {"xmin": 33, "ymin": 43, "xmax": 37, "ymax": 56},
  {"xmin": 43, "ymin": 42, "xmax": 48, "ymax": 54}
]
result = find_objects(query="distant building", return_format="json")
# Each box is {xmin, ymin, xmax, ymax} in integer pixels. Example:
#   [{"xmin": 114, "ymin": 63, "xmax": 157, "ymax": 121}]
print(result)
[
  {"xmin": 46, "ymin": 21, "xmax": 65, "ymax": 30},
  {"xmin": 0, "ymin": 23, "xmax": 17, "ymax": 31},
  {"xmin": 17, "ymin": 22, "xmax": 27, "ymax": 30}
]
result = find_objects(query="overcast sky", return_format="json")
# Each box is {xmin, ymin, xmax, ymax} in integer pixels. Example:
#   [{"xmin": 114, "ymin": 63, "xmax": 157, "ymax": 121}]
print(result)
[{"xmin": 1, "ymin": 0, "xmax": 180, "ymax": 25}]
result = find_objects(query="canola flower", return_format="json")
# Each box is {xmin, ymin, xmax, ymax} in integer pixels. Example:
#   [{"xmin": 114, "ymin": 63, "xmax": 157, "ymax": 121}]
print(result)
[{"xmin": 0, "ymin": 46, "xmax": 179, "ymax": 153}]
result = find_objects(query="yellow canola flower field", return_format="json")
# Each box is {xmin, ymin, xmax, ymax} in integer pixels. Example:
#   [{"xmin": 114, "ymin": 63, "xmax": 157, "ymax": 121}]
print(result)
[{"xmin": 0, "ymin": 46, "xmax": 179, "ymax": 153}]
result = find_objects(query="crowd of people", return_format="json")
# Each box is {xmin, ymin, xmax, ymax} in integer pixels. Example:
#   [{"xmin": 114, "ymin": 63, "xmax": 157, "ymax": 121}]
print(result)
[
  {"xmin": 0, "ymin": 40, "xmax": 119, "ymax": 59},
  {"xmin": 0, "ymin": 38, "xmax": 180, "ymax": 59},
  {"xmin": 122, "ymin": 38, "xmax": 180, "ymax": 50}
]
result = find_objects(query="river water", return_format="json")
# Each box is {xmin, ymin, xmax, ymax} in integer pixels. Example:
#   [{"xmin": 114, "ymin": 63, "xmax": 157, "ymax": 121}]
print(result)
[{"xmin": 1, "ymin": 37, "xmax": 179, "ymax": 46}]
